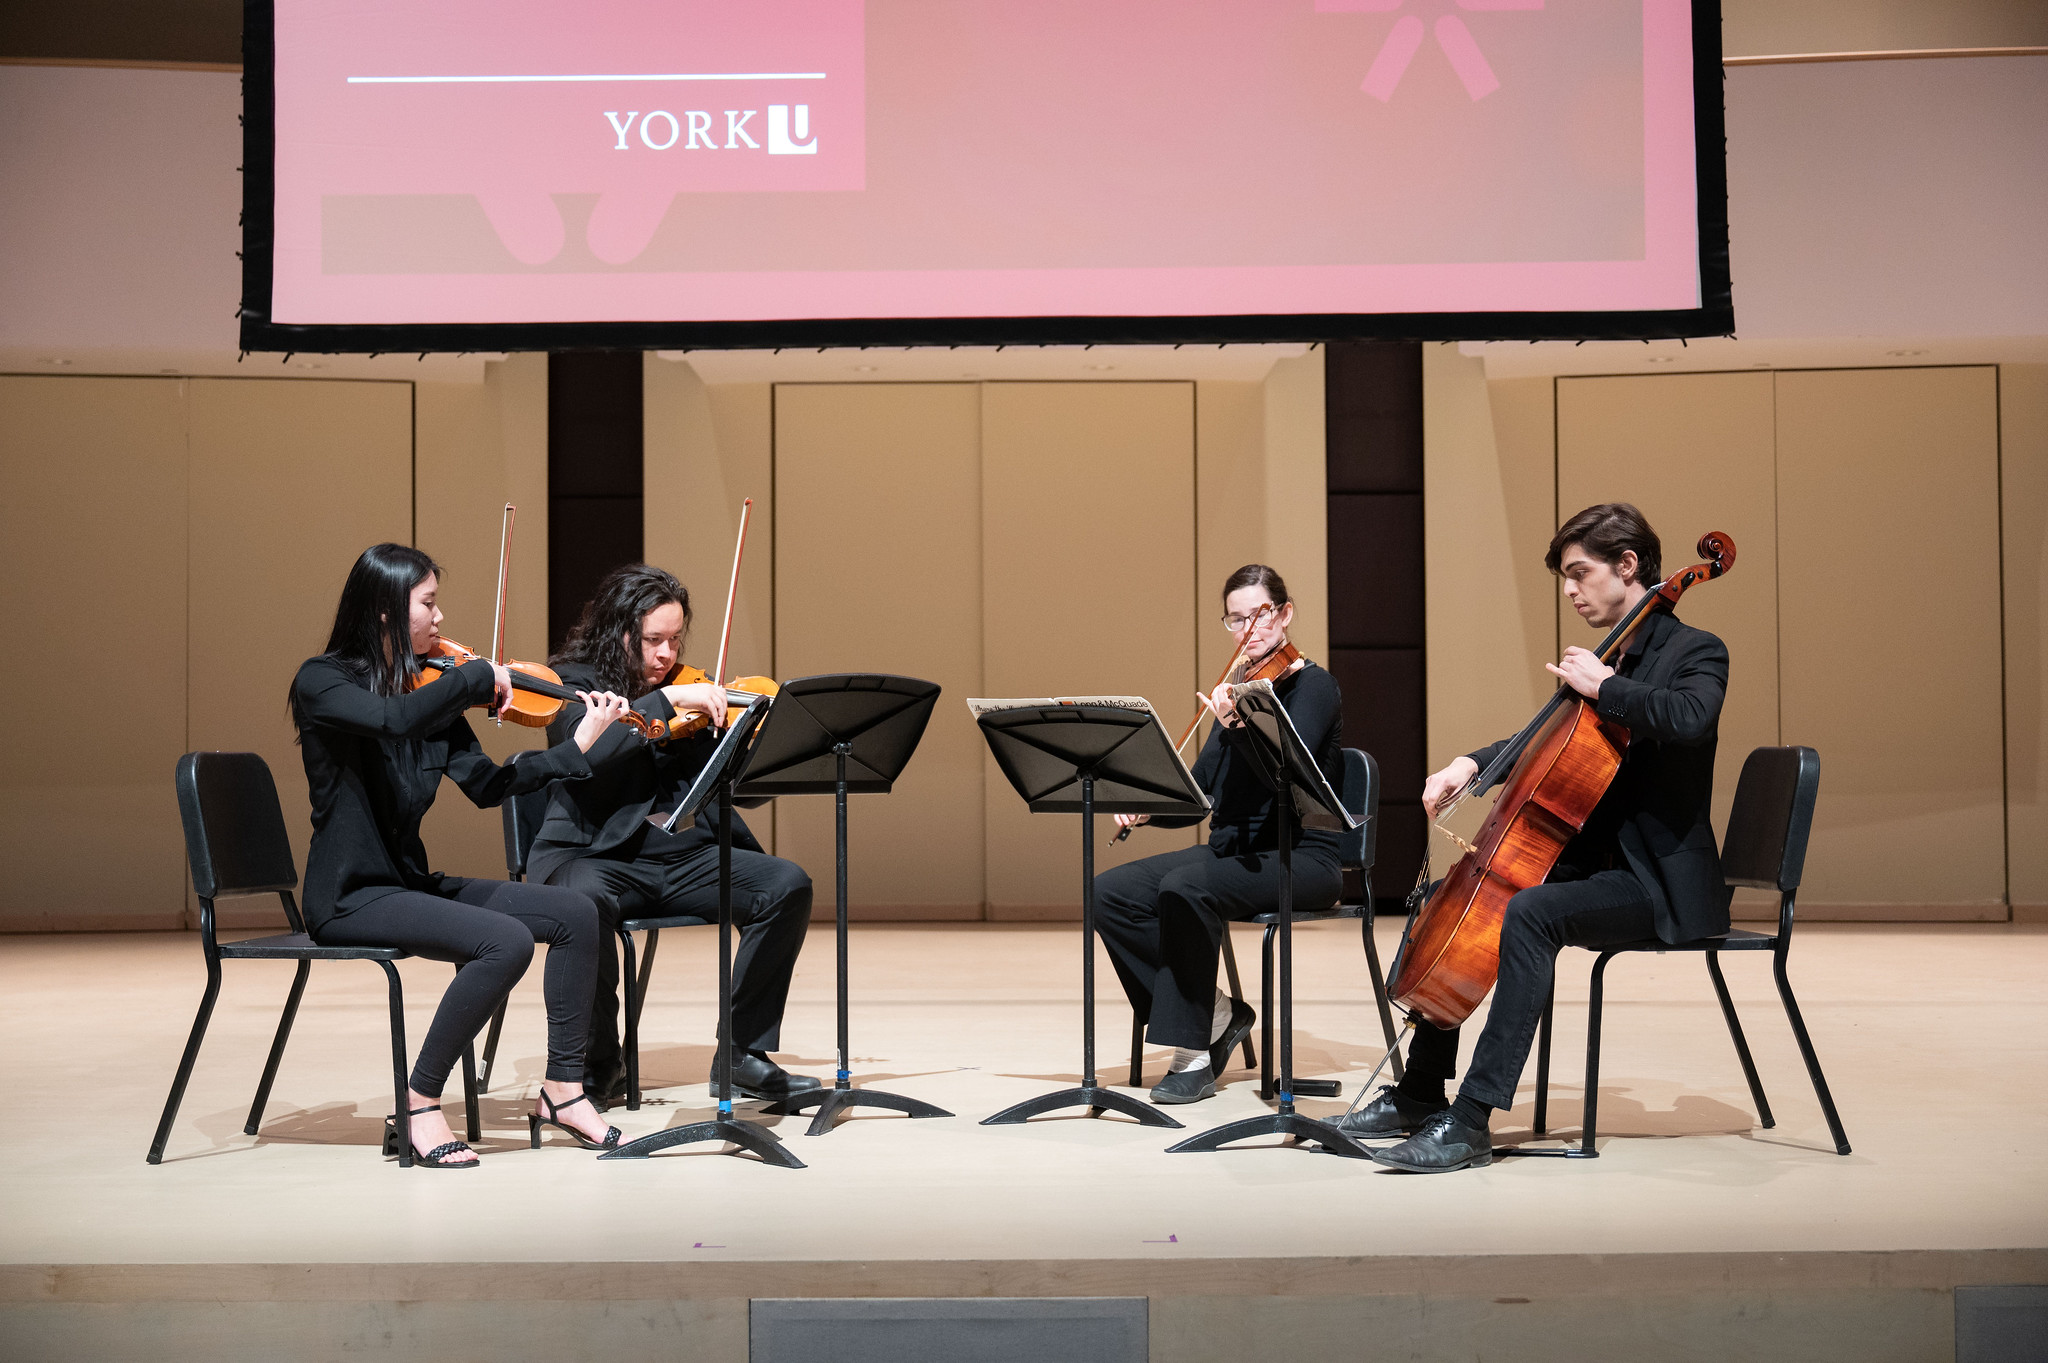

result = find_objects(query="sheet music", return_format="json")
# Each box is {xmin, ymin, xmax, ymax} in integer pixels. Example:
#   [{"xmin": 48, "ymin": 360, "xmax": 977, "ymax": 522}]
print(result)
[{"xmin": 965, "ymin": 695, "xmax": 1154, "ymax": 719}]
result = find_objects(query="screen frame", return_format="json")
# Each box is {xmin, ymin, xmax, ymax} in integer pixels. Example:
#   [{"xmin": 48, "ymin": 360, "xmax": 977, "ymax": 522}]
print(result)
[{"xmin": 238, "ymin": 0, "xmax": 1732, "ymax": 353}]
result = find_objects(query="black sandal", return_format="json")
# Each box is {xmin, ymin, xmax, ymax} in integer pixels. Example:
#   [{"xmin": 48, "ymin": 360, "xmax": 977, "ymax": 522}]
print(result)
[
  {"xmin": 382, "ymin": 1104, "xmax": 479, "ymax": 1169},
  {"xmin": 530, "ymin": 1089, "xmax": 622, "ymax": 1151}
]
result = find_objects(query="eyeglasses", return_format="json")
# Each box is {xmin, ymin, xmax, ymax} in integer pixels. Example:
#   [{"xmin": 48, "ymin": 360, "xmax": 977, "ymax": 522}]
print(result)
[{"xmin": 1221, "ymin": 604, "xmax": 1281, "ymax": 634}]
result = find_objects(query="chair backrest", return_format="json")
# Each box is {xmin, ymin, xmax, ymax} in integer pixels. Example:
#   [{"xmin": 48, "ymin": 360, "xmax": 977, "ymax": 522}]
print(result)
[
  {"xmin": 500, "ymin": 750, "xmax": 552, "ymax": 879},
  {"xmin": 1720, "ymin": 746, "xmax": 1821, "ymax": 893},
  {"xmin": 174, "ymin": 751, "xmax": 299, "ymax": 901},
  {"xmin": 1336, "ymin": 748, "xmax": 1380, "ymax": 874}
]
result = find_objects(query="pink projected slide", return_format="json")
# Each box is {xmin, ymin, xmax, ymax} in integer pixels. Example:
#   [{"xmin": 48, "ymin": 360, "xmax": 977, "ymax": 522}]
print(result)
[{"xmin": 267, "ymin": 0, "xmax": 1702, "ymax": 327}]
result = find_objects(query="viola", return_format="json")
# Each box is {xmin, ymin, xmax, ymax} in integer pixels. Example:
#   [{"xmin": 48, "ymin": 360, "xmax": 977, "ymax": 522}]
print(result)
[
  {"xmin": 1110, "ymin": 611, "xmax": 1304, "ymax": 843},
  {"xmin": 1386, "ymin": 531, "xmax": 1736, "ymax": 1029},
  {"xmin": 411, "ymin": 636, "xmax": 671, "ymax": 743}
]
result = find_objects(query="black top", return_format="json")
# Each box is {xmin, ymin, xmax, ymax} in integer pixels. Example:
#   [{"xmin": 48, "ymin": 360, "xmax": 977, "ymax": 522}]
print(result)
[
  {"xmin": 526, "ymin": 661, "xmax": 764, "ymax": 886},
  {"xmin": 1468, "ymin": 606, "xmax": 1731, "ymax": 943},
  {"xmin": 1152, "ymin": 661, "xmax": 1343, "ymax": 857},
  {"xmin": 290, "ymin": 654, "xmax": 593, "ymax": 932}
]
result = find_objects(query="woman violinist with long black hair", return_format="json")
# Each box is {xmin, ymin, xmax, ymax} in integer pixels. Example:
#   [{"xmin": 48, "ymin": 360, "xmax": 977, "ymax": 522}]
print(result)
[
  {"xmin": 1095, "ymin": 564, "xmax": 1345, "ymax": 1106},
  {"xmin": 290, "ymin": 543, "xmax": 634, "ymax": 1166}
]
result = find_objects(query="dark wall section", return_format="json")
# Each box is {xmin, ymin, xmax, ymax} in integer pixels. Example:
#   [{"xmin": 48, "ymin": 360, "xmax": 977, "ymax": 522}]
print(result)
[
  {"xmin": 547, "ymin": 352, "xmax": 643, "ymax": 652},
  {"xmin": 1323, "ymin": 342, "xmax": 1427, "ymax": 904}
]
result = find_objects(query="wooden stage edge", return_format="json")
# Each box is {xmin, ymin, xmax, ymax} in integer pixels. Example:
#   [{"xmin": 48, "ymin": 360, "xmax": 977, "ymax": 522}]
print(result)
[{"xmin": 8, "ymin": 1249, "xmax": 2045, "ymax": 1304}]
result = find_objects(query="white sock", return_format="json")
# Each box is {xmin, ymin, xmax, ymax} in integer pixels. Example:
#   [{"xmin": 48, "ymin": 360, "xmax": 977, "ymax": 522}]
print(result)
[
  {"xmin": 1211, "ymin": 989, "xmax": 1234, "ymax": 1042},
  {"xmin": 1169, "ymin": 1047, "xmax": 1212, "ymax": 1074}
]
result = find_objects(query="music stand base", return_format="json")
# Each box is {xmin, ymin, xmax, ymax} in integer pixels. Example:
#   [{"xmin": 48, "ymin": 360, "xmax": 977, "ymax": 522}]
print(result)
[
  {"xmin": 600, "ymin": 1116, "xmax": 806, "ymax": 1167},
  {"xmin": 1496, "ymin": 1142, "xmax": 1599, "ymax": 1159},
  {"xmin": 981, "ymin": 1085, "xmax": 1184, "ymax": 1129},
  {"xmin": 766, "ymin": 1084, "xmax": 954, "ymax": 1137},
  {"xmin": 1165, "ymin": 1110, "xmax": 1374, "ymax": 1158}
]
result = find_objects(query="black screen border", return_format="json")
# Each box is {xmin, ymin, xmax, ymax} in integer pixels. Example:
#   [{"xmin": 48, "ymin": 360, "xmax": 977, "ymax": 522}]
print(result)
[{"xmin": 239, "ymin": 0, "xmax": 1731, "ymax": 353}]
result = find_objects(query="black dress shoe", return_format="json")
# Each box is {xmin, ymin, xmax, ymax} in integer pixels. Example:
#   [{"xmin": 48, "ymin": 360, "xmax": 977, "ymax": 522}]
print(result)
[
  {"xmin": 1370, "ymin": 1109, "xmax": 1492, "ymax": 1172},
  {"xmin": 1337, "ymin": 1084, "xmax": 1448, "ymax": 1139},
  {"xmin": 710, "ymin": 1051, "xmax": 824, "ymax": 1101},
  {"xmin": 1148, "ymin": 1067, "xmax": 1217, "ymax": 1105},
  {"xmin": 1209, "ymin": 999, "xmax": 1256, "ymax": 1075}
]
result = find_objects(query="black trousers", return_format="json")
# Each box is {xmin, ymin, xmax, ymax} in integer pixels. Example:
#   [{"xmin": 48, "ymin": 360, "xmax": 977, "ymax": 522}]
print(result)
[
  {"xmin": 316, "ymin": 878, "xmax": 599, "ymax": 1096},
  {"xmin": 1403, "ymin": 868, "xmax": 1656, "ymax": 1110},
  {"xmin": 1096, "ymin": 840, "xmax": 1342, "ymax": 1050},
  {"xmin": 545, "ymin": 844, "xmax": 813, "ymax": 1081}
]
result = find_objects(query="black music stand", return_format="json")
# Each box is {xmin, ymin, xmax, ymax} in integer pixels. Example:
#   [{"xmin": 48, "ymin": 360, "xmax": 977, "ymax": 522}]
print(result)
[
  {"xmin": 602, "ymin": 695, "xmax": 803, "ymax": 1167},
  {"xmin": 975, "ymin": 700, "xmax": 1209, "ymax": 1129},
  {"xmin": 739, "ymin": 674, "xmax": 954, "ymax": 1136},
  {"xmin": 1166, "ymin": 683, "xmax": 1373, "ymax": 1160}
]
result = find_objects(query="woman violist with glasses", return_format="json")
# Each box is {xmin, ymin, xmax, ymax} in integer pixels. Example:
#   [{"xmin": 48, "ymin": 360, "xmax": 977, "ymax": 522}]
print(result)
[{"xmin": 1094, "ymin": 564, "xmax": 1346, "ymax": 1105}]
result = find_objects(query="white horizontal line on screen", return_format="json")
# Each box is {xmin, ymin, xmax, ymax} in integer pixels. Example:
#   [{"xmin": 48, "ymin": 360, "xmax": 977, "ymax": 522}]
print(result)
[{"xmin": 346, "ymin": 72, "xmax": 826, "ymax": 84}]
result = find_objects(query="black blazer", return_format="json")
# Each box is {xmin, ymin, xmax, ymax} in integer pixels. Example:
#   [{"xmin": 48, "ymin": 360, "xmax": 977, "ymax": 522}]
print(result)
[
  {"xmin": 525, "ymin": 661, "xmax": 763, "ymax": 887},
  {"xmin": 1151, "ymin": 661, "xmax": 1344, "ymax": 859},
  {"xmin": 291, "ymin": 654, "xmax": 593, "ymax": 933},
  {"xmin": 1468, "ymin": 607, "xmax": 1731, "ymax": 944}
]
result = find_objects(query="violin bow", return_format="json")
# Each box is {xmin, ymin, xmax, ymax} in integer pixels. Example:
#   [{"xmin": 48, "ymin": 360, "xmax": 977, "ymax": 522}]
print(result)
[
  {"xmin": 490, "ymin": 502, "xmax": 515, "ymax": 723},
  {"xmin": 712, "ymin": 498, "xmax": 752, "ymax": 687}
]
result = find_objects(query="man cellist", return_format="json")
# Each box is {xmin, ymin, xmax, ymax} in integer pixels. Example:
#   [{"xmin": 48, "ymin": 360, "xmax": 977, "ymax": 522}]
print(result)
[{"xmin": 1350, "ymin": 503, "xmax": 1732, "ymax": 1172}]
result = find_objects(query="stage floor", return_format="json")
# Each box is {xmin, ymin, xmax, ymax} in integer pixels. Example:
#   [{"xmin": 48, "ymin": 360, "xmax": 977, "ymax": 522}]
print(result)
[{"xmin": 4, "ymin": 920, "xmax": 2045, "ymax": 1360}]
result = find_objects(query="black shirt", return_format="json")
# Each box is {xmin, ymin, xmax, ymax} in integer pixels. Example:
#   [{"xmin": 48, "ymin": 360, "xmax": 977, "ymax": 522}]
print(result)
[
  {"xmin": 1153, "ymin": 661, "xmax": 1344, "ymax": 857},
  {"xmin": 290, "ymin": 654, "xmax": 593, "ymax": 932}
]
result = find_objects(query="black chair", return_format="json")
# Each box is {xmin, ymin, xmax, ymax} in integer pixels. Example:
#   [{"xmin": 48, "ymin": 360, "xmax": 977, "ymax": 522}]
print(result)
[
  {"xmin": 478, "ymin": 752, "xmax": 713, "ymax": 1111},
  {"xmin": 1524, "ymin": 745, "xmax": 1851, "ymax": 1158},
  {"xmin": 1126, "ymin": 747, "xmax": 1404, "ymax": 1096},
  {"xmin": 149, "ymin": 752, "xmax": 477, "ymax": 1169}
]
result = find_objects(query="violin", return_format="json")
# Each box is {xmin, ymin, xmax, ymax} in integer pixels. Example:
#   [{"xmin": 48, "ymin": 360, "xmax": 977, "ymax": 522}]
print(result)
[
  {"xmin": 412, "ymin": 636, "xmax": 671, "ymax": 743},
  {"xmin": 657, "ymin": 497, "xmax": 781, "ymax": 740},
  {"xmin": 1386, "ymin": 531, "xmax": 1736, "ymax": 1029}
]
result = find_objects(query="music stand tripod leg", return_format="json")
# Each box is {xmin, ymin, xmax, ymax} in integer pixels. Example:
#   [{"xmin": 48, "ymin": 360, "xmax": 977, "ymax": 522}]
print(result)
[
  {"xmin": 984, "ymin": 772, "xmax": 1184, "ymax": 1129},
  {"xmin": 1167, "ymin": 797, "xmax": 1371, "ymax": 1159},
  {"xmin": 768, "ymin": 745, "xmax": 951, "ymax": 1135},
  {"xmin": 606, "ymin": 770, "xmax": 804, "ymax": 1167}
]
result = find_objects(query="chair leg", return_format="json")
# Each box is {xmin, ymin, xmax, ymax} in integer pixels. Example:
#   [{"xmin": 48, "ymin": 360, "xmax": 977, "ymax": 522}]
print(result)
[
  {"xmin": 1360, "ymin": 913, "xmax": 1403, "ymax": 1082},
  {"xmin": 147, "ymin": 956, "xmax": 223, "ymax": 1164},
  {"xmin": 1259, "ymin": 924, "xmax": 1276, "ymax": 1100},
  {"xmin": 245, "ymin": 959, "xmax": 310, "ymax": 1136},
  {"xmin": 1129, "ymin": 1012, "xmax": 1146, "ymax": 1089},
  {"xmin": 1705, "ymin": 951, "xmax": 1774, "ymax": 1129},
  {"xmin": 1773, "ymin": 946, "xmax": 1853, "ymax": 1156},
  {"xmin": 379, "ymin": 961, "xmax": 412, "ymax": 1169},
  {"xmin": 1534, "ymin": 984, "xmax": 1553, "ymax": 1138},
  {"xmin": 631, "ymin": 928, "xmax": 660, "ymax": 1032},
  {"xmin": 1581, "ymin": 953, "xmax": 1612, "ymax": 1155},
  {"xmin": 1219, "ymin": 928, "xmax": 1256, "ymax": 1070},
  {"xmin": 476, "ymin": 996, "xmax": 509, "ymax": 1092},
  {"xmin": 459, "ymin": 1043, "xmax": 481, "ymax": 1143},
  {"xmin": 619, "ymin": 929, "xmax": 642, "ymax": 1111}
]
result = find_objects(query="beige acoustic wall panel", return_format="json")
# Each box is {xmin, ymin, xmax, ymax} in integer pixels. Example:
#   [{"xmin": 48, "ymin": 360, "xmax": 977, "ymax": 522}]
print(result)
[
  {"xmin": 0, "ymin": 377, "xmax": 190, "ymax": 929},
  {"xmin": 645, "ymin": 363, "xmax": 775, "ymax": 689},
  {"xmin": 1195, "ymin": 380, "xmax": 1266, "ymax": 687},
  {"xmin": 2005, "ymin": 365, "xmax": 2048, "ymax": 916},
  {"xmin": 413, "ymin": 360, "xmax": 552, "ymax": 881},
  {"xmin": 1556, "ymin": 372, "xmax": 1781, "ymax": 893},
  {"xmin": 1777, "ymin": 367, "xmax": 2003, "ymax": 916},
  {"xmin": 773, "ymin": 383, "xmax": 985, "ymax": 918},
  {"xmin": 187, "ymin": 379, "xmax": 413, "ymax": 927},
  {"xmin": 981, "ymin": 382, "xmax": 1198, "ymax": 918}
]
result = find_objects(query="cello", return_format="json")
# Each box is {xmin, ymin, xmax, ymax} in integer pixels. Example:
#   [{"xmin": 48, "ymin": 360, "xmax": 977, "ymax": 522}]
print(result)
[{"xmin": 1386, "ymin": 531, "xmax": 1736, "ymax": 1030}]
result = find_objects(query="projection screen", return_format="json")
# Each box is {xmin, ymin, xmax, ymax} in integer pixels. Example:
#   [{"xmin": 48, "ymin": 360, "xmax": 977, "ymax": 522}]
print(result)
[{"xmin": 239, "ymin": 0, "xmax": 1731, "ymax": 351}]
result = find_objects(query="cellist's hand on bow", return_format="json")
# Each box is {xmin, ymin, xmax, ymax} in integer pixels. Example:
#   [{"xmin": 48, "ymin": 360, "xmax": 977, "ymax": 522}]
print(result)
[
  {"xmin": 1422, "ymin": 756, "xmax": 1479, "ymax": 819},
  {"xmin": 571, "ymin": 690, "xmax": 632, "ymax": 752},
  {"xmin": 661, "ymin": 681, "xmax": 729, "ymax": 731},
  {"xmin": 1547, "ymin": 646, "xmax": 1614, "ymax": 700}
]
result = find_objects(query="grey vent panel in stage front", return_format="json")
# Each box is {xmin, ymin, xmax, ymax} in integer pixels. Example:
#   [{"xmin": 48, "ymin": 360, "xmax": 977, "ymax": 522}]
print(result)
[
  {"xmin": 750, "ymin": 1297, "xmax": 1147, "ymax": 1363},
  {"xmin": 1956, "ymin": 1285, "xmax": 2048, "ymax": 1363}
]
